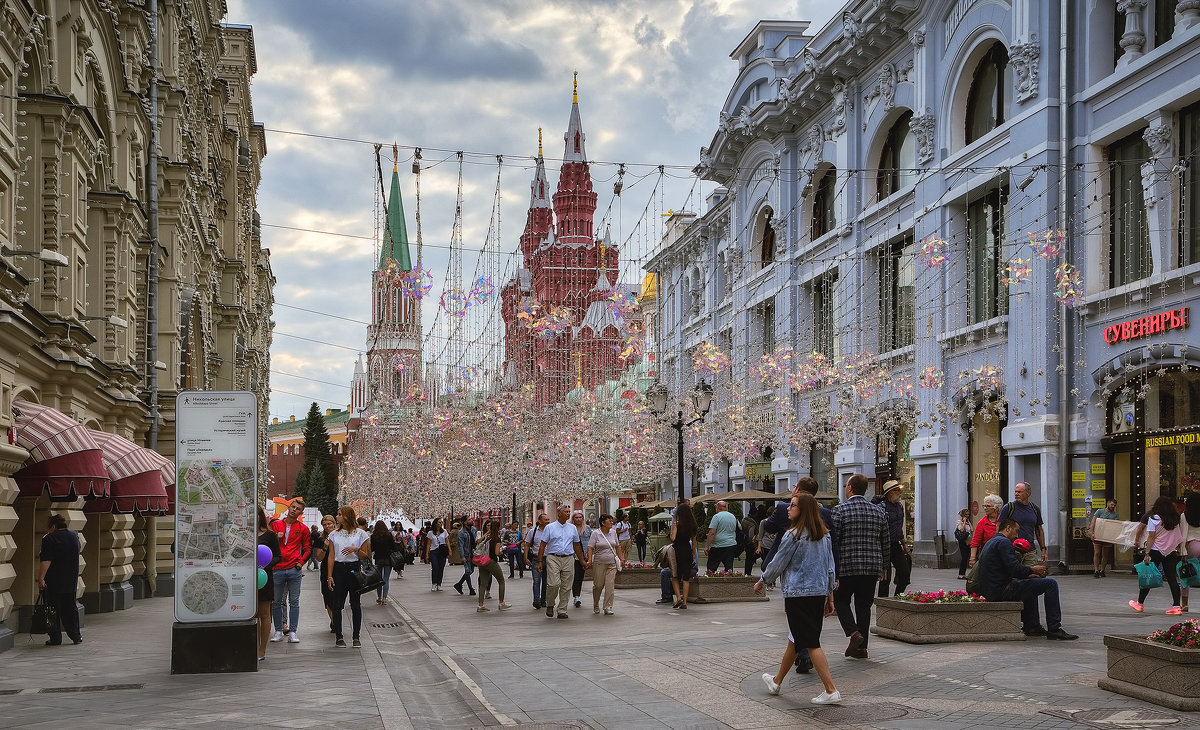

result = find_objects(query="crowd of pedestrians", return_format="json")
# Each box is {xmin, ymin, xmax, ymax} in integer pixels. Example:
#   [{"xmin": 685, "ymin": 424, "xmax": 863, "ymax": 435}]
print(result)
[{"xmin": 241, "ymin": 481, "xmax": 1200, "ymax": 710}]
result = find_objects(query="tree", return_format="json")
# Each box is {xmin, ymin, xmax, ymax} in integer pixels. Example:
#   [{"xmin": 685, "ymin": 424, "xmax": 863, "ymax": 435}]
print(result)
[{"xmin": 300, "ymin": 402, "xmax": 338, "ymax": 517}]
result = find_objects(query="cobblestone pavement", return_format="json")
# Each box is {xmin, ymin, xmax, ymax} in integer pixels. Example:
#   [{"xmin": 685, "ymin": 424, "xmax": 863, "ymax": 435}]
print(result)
[{"xmin": 1, "ymin": 565, "xmax": 1198, "ymax": 729}]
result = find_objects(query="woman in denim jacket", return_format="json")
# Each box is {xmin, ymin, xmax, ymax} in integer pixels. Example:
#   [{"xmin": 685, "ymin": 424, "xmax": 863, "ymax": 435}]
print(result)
[{"xmin": 754, "ymin": 493, "xmax": 841, "ymax": 705}]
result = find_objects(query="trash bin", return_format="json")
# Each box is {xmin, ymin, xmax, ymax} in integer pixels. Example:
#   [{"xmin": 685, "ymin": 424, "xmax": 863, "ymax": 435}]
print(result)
[{"xmin": 933, "ymin": 530, "xmax": 949, "ymax": 569}]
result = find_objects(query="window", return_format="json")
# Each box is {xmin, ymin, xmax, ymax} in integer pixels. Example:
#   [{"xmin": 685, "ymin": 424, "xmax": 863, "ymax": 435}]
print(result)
[
  {"xmin": 878, "ymin": 111, "xmax": 916, "ymax": 199},
  {"xmin": 1109, "ymin": 130, "xmax": 1152, "ymax": 286},
  {"xmin": 1181, "ymin": 102, "xmax": 1200, "ymax": 267},
  {"xmin": 759, "ymin": 209, "xmax": 776, "ymax": 267},
  {"xmin": 758, "ymin": 301, "xmax": 776, "ymax": 354},
  {"xmin": 811, "ymin": 168, "xmax": 836, "ymax": 240},
  {"xmin": 813, "ymin": 272, "xmax": 838, "ymax": 358},
  {"xmin": 966, "ymin": 43, "xmax": 1010, "ymax": 144},
  {"xmin": 1154, "ymin": 0, "xmax": 1179, "ymax": 48},
  {"xmin": 967, "ymin": 187, "xmax": 1008, "ymax": 323},
  {"xmin": 879, "ymin": 234, "xmax": 915, "ymax": 351}
]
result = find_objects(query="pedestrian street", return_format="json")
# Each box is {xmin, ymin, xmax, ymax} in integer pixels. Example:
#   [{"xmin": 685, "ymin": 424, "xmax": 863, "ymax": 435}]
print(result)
[{"xmin": 1, "ymin": 565, "xmax": 1197, "ymax": 729}]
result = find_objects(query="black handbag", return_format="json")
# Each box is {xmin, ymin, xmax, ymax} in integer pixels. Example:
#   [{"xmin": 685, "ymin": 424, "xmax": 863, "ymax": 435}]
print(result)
[
  {"xmin": 353, "ymin": 560, "xmax": 383, "ymax": 594},
  {"xmin": 30, "ymin": 592, "xmax": 58, "ymax": 635},
  {"xmin": 389, "ymin": 549, "xmax": 407, "ymax": 569},
  {"xmin": 1180, "ymin": 558, "xmax": 1198, "ymax": 580}
]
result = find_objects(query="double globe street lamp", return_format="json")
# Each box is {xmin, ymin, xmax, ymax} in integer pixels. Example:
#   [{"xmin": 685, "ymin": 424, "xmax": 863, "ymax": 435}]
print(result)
[{"xmin": 647, "ymin": 379, "xmax": 715, "ymax": 501}]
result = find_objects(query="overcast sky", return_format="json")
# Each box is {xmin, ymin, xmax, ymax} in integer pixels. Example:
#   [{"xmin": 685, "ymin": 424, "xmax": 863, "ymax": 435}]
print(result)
[{"xmin": 224, "ymin": 1, "xmax": 838, "ymax": 422}]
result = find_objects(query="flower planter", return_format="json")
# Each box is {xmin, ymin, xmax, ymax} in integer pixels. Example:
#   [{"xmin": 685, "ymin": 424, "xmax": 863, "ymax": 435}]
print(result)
[
  {"xmin": 615, "ymin": 567, "xmax": 661, "ymax": 589},
  {"xmin": 872, "ymin": 597, "xmax": 1026, "ymax": 644},
  {"xmin": 1098, "ymin": 634, "xmax": 1200, "ymax": 711},
  {"xmin": 689, "ymin": 576, "xmax": 767, "ymax": 603}
]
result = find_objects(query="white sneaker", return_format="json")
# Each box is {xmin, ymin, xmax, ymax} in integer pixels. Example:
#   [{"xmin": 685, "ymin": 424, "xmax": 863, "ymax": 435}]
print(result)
[
  {"xmin": 811, "ymin": 690, "xmax": 842, "ymax": 705},
  {"xmin": 269, "ymin": 630, "xmax": 284, "ymax": 643},
  {"xmin": 762, "ymin": 672, "xmax": 781, "ymax": 696},
  {"xmin": 286, "ymin": 632, "xmax": 300, "ymax": 643}
]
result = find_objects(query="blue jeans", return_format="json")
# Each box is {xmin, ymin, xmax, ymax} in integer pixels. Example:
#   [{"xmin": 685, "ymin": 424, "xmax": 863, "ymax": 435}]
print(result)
[
  {"xmin": 532, "ymin": 564, "xmax": 545, "ymax": 603},
  {"xmin": 375, "ymin": 560, "xmax": 393, "ymax": 598},
  {"xmin": 271, "ymin": 566, "xmax": 303, "ymax": 633},
  {"xmin": 1000, "ymin": 577, "xmax": 1062, "ymax": 631}
]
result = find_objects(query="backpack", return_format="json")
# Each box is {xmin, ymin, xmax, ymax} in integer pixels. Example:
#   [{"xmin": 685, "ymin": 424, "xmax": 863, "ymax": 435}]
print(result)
[{"xmin": 999, "ymin": 501, "xmax": 1042, "ymax": 527}]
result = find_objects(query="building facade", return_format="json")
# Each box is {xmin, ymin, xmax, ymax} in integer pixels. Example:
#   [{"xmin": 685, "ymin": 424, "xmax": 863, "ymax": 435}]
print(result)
[
  {"xmin": 266, "ymin": 409, "xmax": 350, "ymax": 501},
  {"xmin": 0, "ymin": 1, "xmax": 271, "ymax": 649},
  {"xmin": 649, "ymin": 2, "xmax": 1200, "ymax": 567}
]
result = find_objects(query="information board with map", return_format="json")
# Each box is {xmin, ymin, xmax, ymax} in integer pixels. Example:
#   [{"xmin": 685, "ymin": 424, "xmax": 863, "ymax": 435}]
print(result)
[{"xmin": 174, "ymin": 391, "xmax": 258, "ymax": 623}]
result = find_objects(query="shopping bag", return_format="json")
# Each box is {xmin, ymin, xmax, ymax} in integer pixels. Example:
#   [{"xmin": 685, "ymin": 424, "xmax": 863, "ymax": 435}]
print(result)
[{"xmin": 1135, "ymin": 560, "xmax": 1164, "ymax": 590}]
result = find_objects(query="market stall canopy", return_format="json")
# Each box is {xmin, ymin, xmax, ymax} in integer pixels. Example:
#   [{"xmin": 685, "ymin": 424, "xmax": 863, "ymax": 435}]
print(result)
[
  {"xmin": 724, "ymin": 489, "xmax": 782, "ymax": 501},
  {"xmin": 82, "ymin": 429, "xmax": 172, "ymax": 515},
  {"xmin": 647, "ymin": 510, "xmax": 673, "ymax": 521},
  {"xmin": 691, "ymin": 493, "xmax": 724, "ymax": 503},
  {"xmin": 11, "ymin": 399, "xmax": 110, "ymax": 500}
]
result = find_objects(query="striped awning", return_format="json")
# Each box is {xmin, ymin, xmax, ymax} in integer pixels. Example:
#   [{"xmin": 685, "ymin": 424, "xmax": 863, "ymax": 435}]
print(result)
[
  {"xmin": 11, "ymin": 399, "xmax": 110, "ymax": 499},
  {"xmin": 83, "ymin": 429, "xmax": 172, "ymax": 515}
]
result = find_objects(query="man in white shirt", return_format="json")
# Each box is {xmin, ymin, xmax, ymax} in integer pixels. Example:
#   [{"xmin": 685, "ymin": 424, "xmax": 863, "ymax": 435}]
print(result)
[
  {"xmin": 614, "ymin": 510, "xmax": 632, "ymax": 565},
  {"xmin": 537, "ymin": 505, "xmax": 585, "ymax": 619}
]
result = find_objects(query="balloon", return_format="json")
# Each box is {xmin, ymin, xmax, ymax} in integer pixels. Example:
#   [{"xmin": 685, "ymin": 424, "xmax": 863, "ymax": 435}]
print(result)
[
  {"xmin": 257, "ymin": 568, "xmax": 267, "ymax": 590},
  {"xmin": 257, "ymin": 545, "xmax": 272, "ymax": 568}
]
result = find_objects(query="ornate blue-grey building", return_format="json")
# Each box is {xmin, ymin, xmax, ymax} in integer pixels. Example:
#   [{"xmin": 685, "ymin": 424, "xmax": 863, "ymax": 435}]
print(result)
[{"xmin": 648, "ymin": 1, "xmax": 1200, "ymax": 567}]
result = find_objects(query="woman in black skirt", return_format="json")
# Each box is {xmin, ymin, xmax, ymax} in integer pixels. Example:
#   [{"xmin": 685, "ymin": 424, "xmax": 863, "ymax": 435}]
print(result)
[
  {"xmin": 754, "ymin": 493, "xmax": 840, "ymax": 705},
  {"xmin": 255, "ymin": 508, "xmax": 281, "ymax": 661}
]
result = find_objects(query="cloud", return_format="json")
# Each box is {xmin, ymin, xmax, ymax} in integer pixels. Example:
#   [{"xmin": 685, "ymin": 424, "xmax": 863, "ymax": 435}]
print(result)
[{"xmin": 225, "ymin": 0, "xmax": 838, "ymax": 420}]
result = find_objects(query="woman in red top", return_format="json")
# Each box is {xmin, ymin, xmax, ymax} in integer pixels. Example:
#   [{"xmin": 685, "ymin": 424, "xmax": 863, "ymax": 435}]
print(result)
[{"xmin": 968, "ymin": 494, "xmax": 1003, "ymax": 568}]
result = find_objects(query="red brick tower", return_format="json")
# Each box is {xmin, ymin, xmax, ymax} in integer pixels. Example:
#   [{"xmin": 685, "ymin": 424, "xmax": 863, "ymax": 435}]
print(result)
[{"xmin": 500, "ymin": 77, "xmax": 623, "ymax": 405}]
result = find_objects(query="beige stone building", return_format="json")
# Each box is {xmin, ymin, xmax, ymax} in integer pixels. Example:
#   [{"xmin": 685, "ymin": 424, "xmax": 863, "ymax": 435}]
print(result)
[{"xmin": 0, "ymin": 1, "xmax": 272, "ymax": 651}]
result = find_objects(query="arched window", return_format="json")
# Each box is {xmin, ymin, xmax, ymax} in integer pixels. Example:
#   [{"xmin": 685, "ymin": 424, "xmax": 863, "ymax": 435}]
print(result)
[
  {"xmin": 966, "ymin": 43, "xmax": 1010, "ymax": 144},
  {"xmin": 811, "ymin": 168, "xmax": 836, "ymax": 240},
  {"xmin": 759, "ymin": 209, "xmax": 776, "ymax": 267},
  {"xmin": 877, "ymin": 111, "xmax": 916, "ymax": 199}
]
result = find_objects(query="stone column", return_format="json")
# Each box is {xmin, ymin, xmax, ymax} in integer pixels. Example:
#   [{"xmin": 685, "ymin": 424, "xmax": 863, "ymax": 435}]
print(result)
[
  {"xmin": 1141, "ymin": 119, "xmax": 1175, "ymax": 276},
  {"xmin": 1117, "ymin": 0, "xmax": 1148, "ymax": 66},
  {"xmin": 153, "ymin": 514, "xmax": 176, "ymax": 597},
  {"xmin": 130, "ymin": 514, "xmax": 149, "ymax": 599},
  {"xmin": 1177, "ymin": 1, "xmax": 1200, "ymax": 34},
  {"xmin": 0, "ymin": 442, "xmax": 26, "ymax": 652},
  {"xmin": 80, "ymin": 512, "xmax": 134, "ymax": 613}
]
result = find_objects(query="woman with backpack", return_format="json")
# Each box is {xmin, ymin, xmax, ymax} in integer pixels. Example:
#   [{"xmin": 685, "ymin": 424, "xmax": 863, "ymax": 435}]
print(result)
[
  {"xmin": 1130, "ymin": 495, "xmax": 1185, "ymax": 615},
  {"xmin": 473, "ymin": 520, "xmax": 511, "ymax": 612}
]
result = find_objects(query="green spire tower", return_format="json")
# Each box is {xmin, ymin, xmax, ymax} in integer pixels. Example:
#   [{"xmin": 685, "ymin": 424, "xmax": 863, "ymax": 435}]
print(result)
[{"xmin": 384, "ymin": 143, "xmax": 412, "ymax": 271}]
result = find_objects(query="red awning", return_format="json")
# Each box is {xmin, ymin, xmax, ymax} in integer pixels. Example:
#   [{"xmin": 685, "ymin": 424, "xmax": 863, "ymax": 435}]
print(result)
[
  {"xmin": 83, "ymin": 429, "xmax": 171, "ymax": 515},
  {"xmin": 11, "ymin": 399, "xmax": 110, "ymax": 499}
]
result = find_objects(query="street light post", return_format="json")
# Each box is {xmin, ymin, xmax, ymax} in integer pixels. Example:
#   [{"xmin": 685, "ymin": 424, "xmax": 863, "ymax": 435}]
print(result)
[{"xmin": 648, "ymin": 380, "xmax": 714, "ymax": 501}]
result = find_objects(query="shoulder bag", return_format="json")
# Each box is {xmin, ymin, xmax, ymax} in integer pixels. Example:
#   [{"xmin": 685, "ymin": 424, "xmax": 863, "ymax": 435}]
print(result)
[
  {"xmin": 472, "ymin": 538, "xmax": 492, "ymax": 567},
  {"xmin": 30, "ymin": 591, "xmax": 58, "ymax": 635},
  {"xmin": 596, "ymin": 529, "xmax": 621, "ymax": 571}
]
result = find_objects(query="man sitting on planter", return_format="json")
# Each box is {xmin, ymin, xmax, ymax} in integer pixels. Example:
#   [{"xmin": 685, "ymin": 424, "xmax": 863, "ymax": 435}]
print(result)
[{"xmin": 977, "ymin": 518, "xmax": 1079, "ymax": 640}]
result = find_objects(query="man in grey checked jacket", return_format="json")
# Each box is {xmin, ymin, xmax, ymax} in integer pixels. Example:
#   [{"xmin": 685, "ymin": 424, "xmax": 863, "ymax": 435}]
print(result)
[{"xmin": 831, "ymin": 473, "xmax": 890, "ymax": 660}]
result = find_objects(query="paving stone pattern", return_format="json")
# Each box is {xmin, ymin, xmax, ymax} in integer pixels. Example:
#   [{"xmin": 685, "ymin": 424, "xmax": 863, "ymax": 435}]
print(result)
[{"xmin": 3, "ymin": 566, "xmax": 1200, "ymax": 728}]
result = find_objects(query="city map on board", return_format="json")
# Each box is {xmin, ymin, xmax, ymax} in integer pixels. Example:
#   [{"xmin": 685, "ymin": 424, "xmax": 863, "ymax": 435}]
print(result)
[{"xmin": 176, "ymin": 457, "xmax": 256, "ymax": 618}]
